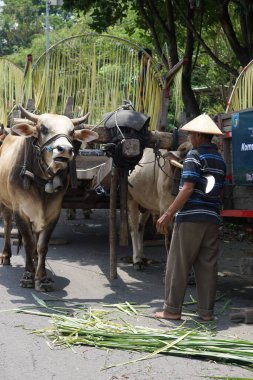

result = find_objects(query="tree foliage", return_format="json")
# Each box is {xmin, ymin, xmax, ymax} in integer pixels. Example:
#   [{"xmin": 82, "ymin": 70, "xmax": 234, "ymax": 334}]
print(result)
[
  {"xmin": 1, "ymin": 0, "xmax": 252, "ymax": 117},
  {"xmin": 63, "ymin": 0, "xmax": 253, "ymax": 117},
  {"xmin": 0, "ymin": 0, "xmax": 72, "ymax": 56},
  {"xmin": 0, "ymin": 0, "xmax": 94, "ymax": 68}
]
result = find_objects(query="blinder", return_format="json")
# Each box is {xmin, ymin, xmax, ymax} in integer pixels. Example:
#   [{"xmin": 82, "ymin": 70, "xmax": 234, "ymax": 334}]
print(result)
[
  {"xmin": 103, "ymin": 107, "xmax": 150, "ymax": 170},
  {"xmin": 39, "ymin": 133, "xmax": 73, "ymax": 154}
]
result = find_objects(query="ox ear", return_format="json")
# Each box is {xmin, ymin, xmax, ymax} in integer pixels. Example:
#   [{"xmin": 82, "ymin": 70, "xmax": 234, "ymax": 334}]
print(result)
[
  {"xmin": 166, "ymin": 150, "xmax": 183, "ymax": 160},
  {"xmin": 74, "ymin": 129, "xmax": 98, "ymax": 143},
  {"xmin": 11, "ymin": 123, "xmax": 38, "ymax": 138}
]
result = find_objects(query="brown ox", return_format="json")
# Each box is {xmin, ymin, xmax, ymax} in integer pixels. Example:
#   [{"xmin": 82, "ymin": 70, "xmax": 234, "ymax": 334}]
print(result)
[
  {"xmin": 0, "ymin": 106, "xmax": 98, "ymax": 291},
  {"xmin": 128, "ymin": 142, "xmax": 191, "ymax": 269}
]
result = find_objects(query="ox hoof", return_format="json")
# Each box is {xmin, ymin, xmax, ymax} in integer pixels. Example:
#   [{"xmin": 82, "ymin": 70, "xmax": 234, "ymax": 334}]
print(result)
[
  {"xmin": 133, "ymin": 257, "xmax": 150, "ymax": 270},
  {"xmin": 35, "ymin": 278, "xmax": 54, "ymax": 292},
  {"xmin": 133, "ymin": 261, "xmax": 145, "ymax": 270},
  {"xmin": 20, "ymin": 271, "xmax": 35, "ymax": 288},
  {"xmin": 0, "ymin": 255, "xmax": 11, "ymax": 265}
]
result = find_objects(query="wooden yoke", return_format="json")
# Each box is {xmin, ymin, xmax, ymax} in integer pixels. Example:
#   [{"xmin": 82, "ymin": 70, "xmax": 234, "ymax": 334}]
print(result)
[
  {"xmin": 78, "ymin": 125, "xmax": 188, "ymax": 149},
  {"xmin": 12, "ymin": 120, "xmax": 187, "ymax": 149}
]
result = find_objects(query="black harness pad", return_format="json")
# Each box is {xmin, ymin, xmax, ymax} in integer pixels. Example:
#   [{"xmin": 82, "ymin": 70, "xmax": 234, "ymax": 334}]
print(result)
[
  {"xmin": 104, "ymin": 109, "xmax": 150, "ymax": 131},
  {"xmin": 103, "ymin": 109, "xmax": 150, "ymax": 169}
]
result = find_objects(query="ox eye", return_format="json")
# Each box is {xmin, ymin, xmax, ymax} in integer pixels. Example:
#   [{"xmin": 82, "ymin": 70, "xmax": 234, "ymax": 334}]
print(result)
[
  {"xmin": 41, "ymin": 125, "xmax": 48, "ymax": 135},
  {"xmin": 69, "ymin": 130, "xmax": 74, "ymax": 137}
]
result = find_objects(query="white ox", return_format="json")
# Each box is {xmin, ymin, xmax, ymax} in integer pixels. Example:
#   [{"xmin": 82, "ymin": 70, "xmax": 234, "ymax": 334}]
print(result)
[
  {"xmin": 128, "ymin": 142, "xmax": 191, "ymax": 269},
  {"xmin": 0, "ymin": 106, "xmax": 98, "ymax": 291}
]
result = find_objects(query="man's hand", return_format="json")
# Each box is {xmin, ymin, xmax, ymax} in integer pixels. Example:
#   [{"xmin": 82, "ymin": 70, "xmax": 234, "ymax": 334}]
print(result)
[
  {"xmin": 156, "ymin": 181, "xmax": 195, "ymax": 235},
  {"xmin": 156, "ymin": 210, "xmax": 173, "ymax": 234}
]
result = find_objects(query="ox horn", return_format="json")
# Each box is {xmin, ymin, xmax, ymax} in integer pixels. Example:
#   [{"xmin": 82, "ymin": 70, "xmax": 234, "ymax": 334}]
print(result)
[
  {"xmin": 19, "ymin": 105, "xmax": 39, "ymax": 123},
  {"xmin": 71, "ymin": 112, "xmax": 90, "ymax": 126},
  {"xmin": 170, "ymin": 159, "xmax": 183, "ymax": 169}
]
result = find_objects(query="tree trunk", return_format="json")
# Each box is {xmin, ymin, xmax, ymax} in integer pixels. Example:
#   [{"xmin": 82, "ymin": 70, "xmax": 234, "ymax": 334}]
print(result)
[
  {"xmin": 182, "ymin": 3, "xmax": 200, "ymax": 119},
  {"xmin": 182, "ymin": 74, "xmax": 200, "ymax": 118},
  {"xmin": 219, "ymin": 1, "xmax": 249, "ymax": 66}
]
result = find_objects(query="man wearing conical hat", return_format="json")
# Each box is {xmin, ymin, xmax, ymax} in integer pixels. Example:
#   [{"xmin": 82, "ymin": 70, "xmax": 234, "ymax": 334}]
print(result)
[{"xmin": 155, "ymin": 114, "xmax": 226, "ymax": 321}]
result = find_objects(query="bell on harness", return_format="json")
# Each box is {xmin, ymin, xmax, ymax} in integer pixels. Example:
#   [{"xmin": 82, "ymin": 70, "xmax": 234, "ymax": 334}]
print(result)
[{"xmin": 103, "ymin": 108, "xmax": 150, "ymax": 170}]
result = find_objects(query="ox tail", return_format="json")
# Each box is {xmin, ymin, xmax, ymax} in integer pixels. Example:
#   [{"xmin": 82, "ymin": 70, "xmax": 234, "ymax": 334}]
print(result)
[{"xmin": 16, "ymin": 230, "xmax": 23, "ymax": 255}]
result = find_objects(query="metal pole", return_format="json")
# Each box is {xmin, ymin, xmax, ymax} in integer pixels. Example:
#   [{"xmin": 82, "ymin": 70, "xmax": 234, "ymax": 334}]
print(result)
[{"xmin": 45, "ymin": 0, "xmax": 50, "ymax": 51}]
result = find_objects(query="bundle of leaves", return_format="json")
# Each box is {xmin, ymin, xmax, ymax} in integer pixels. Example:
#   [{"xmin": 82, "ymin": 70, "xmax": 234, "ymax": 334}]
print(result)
[{"xmin": 17, "ymin": 297, "xmax": 253, "ymax": 370}]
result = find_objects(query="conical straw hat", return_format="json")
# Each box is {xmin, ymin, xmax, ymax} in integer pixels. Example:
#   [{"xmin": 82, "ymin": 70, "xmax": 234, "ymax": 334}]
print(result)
[{"xmin": 181, "ymin": 114, "xmax": 223, "ymax": 135}]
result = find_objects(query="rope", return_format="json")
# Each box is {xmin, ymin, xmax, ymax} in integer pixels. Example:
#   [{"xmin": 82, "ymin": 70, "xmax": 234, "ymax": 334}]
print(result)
[
  {"xmin": 77, "ymin": 162, "xmax": 106, "ymax": 172},
  {"xmin": 155, "ymin": 150, "xmax": 178, "ymax": 180},
  {"xmin": 114, "ymin": 110, "xmax": 125, "ymax": 140}
]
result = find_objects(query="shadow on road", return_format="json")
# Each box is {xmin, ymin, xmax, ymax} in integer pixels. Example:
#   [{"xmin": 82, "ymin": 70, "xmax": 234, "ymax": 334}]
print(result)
[{"xmin": 0, "ymin": 209, "xmax": 252, "ymax": 338}]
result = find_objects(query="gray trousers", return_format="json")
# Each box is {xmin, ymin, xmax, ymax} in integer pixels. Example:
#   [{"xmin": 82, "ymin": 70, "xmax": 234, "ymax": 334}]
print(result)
[{"xmin": 164, "ymin": 222, "xmax": 219, "ymax": 317}]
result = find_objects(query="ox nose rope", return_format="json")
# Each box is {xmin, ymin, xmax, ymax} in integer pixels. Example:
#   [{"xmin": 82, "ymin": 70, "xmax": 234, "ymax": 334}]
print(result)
[
  {"xmin": 36, "ymin": 133, "xmax": 74, "ymax": 174},
  {"xmin": 40, "ymin": 133, "xmax": 73, "ymax": 154}
]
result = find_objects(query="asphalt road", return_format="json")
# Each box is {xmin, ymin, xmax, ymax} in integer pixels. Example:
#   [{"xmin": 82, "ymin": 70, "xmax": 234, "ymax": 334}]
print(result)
[{"xmin": 0, "ymin": 209, "xmax": 252, "ymax": 380}]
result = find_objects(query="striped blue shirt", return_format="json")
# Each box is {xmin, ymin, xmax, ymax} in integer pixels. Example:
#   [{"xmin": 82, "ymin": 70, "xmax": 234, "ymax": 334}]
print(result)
[{"xmin": 175, "ymin": 143, "xmax": 226, "ymax": 224}]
